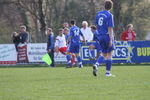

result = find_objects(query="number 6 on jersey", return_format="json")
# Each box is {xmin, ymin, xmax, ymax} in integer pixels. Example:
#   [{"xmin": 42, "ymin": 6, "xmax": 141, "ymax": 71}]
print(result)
[{"xmin": 98, "ymin": 17, "xmax": 104, "ymax": 26}]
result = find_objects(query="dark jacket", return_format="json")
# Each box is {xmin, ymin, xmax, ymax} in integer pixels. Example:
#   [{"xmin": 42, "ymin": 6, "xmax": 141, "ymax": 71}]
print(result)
[
  {"xmin": 19, "ymin": 32, "xmax": 29, "ymax": 43},
  {"xmin": 12, "ymin": 35, "xmax": 20, "ymax": 44},
  {"xmin": 47, "ymin": 34, "xmax": 55, "ymax": 50}
]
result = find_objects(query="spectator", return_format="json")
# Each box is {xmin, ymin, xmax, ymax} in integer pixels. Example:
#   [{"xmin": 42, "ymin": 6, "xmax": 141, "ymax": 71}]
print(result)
[
  {"xmin": 63, "ymin": 22, "xmax": 69, "ymax": 28},
  {"xmin": 121, "ymin": 24, "xmax": 136, "ymax": 41},
  {"xmin": 47, "ymin": 28, "xmax": 55, "ymax": 67},
  {"xmin": 80, "ymin": 21, "xmax": 93, "ymax": 42},
  {"xmin": 19, "ymin": 25, "xmax": 29, "ymax": 44},
  {"xmin": 11, "ymin": 32, "xmax": 20, "ymax": 52}
]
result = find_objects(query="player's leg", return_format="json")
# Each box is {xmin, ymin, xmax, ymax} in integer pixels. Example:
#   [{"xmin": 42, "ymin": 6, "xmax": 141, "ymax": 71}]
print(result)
[
  {"xmin": 92, "ymin": 53, "xmax": 106, "ymax": 76},
  {"xmin": 66, "ymin": 45, "xmax": 75, "ymax": 65},
  {"xmin": 71, "ymin": 53, "xmax": 75, "ymax": 65},
  {"xmin": 66, "ymin": 46, "xmax": 73, "ymax": 68},
  {"xmin": 105, "ymin": 39, "xmax": 115, "ymax": 77},
  {"xmin": 93, "ymin": 40, "xmax": 106, "ymax": 69},
  {"xmin": 59, "ymin": 47, "xmax": 73, "ymax": 68},
  {"xmin": 59, "ymin": 47, "xmax": 67, "ymax": 55},
  {"xmin": 75, "ymin": 53, "xmax": 83, "ymax": 68},
  {"xmin": 96, "ymin": 42, "xmax": 102, "ymax": 58},
  {"xmin": 74, "ymin": 44, "xmax": 83, "ymax": 68},
  {"xmin": 92, "ymin": 37, "xmax": 106, "ymax": 76},
  {"xmin": 105, "ymin": 52, "xmax": 112, "ymax": 76},
  {"xmin": 89, "ymin": 44, "xmax": 96, "ymax": 60},
  {"xmin": 66, "ymin": 52, "xmax": 72, "ymax": 68},
  {"xmin": 105, "ymin": 51, "xmax": 115, "ymax": 77},
  {"xmin": 94, "ymin": 53, "xmax": 105, "ymax": 67}
]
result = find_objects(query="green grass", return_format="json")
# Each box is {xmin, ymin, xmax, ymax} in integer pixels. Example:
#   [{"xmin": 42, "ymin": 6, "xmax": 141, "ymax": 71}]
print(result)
[{"xmin": 0, "ymin": 65, "xmax": 150, "ymax": 100}]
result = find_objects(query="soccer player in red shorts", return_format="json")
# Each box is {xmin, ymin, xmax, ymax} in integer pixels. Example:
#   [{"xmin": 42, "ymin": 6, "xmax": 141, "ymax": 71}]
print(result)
[
  {"xmin": 63, "ymin": 28, "xmax": 75, "ymax": 66},
  {"xmin": 55, "ymin": 28, "xmax": 75, "ymax": 67}
]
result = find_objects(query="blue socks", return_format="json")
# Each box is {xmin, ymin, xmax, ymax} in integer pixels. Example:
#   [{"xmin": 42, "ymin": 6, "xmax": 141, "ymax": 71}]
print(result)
[
  {"xmin": 77, "ymin": 56, "xmax": 82, "ymax": 64},
  {"xmin": 89, "ymin": 49, "xmax": 95, "ymax": 58},
  {"xmin": 95, "ymin": 56, "xmax": 104, "ymax": 67},
  {"xmin": 66, "ymin": 55, "xmax": 71, "ymax": 64},
  {"xmin": 105, "ymin": 59, "xmax": 112, "ymax": 71}
]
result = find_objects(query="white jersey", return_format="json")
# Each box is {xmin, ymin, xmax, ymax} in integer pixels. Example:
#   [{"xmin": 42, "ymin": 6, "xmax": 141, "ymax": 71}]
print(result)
[{"xmin": 55, "ymin": 34, "xmax": 67, "ymax": 48}]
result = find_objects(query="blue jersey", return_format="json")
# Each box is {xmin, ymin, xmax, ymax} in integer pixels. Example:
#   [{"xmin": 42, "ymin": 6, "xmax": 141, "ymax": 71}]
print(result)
[
  {"xmin": 95, "ymin": 10, "xmax": 114, "ymax": 34},
  {"xmin": 95, "ymin": 10, "xmax": 115, "ymax": 53},
  {"xmin": 65, "ymin": 34, "xmax": 69, "ymax": 41},
  {"xmin": 69, "ymin": 25, "xmax": 83, "ymax": 44},
  {"xmin": 93, "ymin": 30, "xmax": 99, "ymax": 41}
]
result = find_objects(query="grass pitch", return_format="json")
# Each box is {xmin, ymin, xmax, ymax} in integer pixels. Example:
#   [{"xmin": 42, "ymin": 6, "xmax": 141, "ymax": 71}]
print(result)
[{"xmin": 0, "ymin": 65, "xmax": 150, "ymax": 100}]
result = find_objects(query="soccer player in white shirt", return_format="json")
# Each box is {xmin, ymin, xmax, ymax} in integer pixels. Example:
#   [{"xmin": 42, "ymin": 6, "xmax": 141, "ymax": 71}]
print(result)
[
  {"xmin": 80, "ymin": 21, "xmax": 93, "ymax": 42},
  {"xmin": 63, "ymin": 28, "xmax": 75, "ymax": 65},
  {"xmin": 55, "ymin": 28, "xmax": 68, "ymax": 55},
  {"xmin": 55, "ymin": 28, "xmax": 75, "ymax": 67}
]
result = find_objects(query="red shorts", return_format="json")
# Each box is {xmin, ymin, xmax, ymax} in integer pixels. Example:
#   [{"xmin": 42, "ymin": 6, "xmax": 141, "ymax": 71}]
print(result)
[{"xmin": 59, "ymin": 47, "xmax": 67, "ymax": 54}]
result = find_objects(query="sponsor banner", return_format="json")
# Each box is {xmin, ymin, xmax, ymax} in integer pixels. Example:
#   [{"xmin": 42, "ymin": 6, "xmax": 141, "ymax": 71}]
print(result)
[
  {"xmin": 27, "ymin": 43, "xmax": 47, "ymax": 62},
  {"xmin": 0, "ymin": 41, "xmax": 150, "ymax": 65},
  {"xmin": 18, "ymin": 44, "xmax": 29, "ymax": 63},
  {"xmin": 81, "ymin": 41, "xmax": 150, "ymax": 64},
  {"xmin": 54, "ymin": 52, "xmax": 67, "ymax": 62},
  {"xmin": 0, "ymin": 43, "xmax": 67, "ymax": 65},
  {"xmin": 0, "ymin": 44, "xmax": 17, "ymax": 64},
  {"xmin": 27, "ymin": 43, "xmax": 67, "ymax": 63}
]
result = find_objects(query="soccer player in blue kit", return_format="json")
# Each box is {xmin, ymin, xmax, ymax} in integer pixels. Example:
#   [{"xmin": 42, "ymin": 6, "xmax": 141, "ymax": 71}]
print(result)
[
  {"xmin": 93, "ymin": 0, "xmax": 115, "ymax": 77},
  {"xmin": 66, "ymin": 20, "xmax": 85, "ymax": 68},
  {"xmin": 89, "ymin": 25, "xmax": 101, "ymax": 60}
]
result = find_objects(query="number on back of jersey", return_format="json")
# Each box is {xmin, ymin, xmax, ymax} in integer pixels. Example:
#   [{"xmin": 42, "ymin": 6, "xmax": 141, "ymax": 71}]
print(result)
[
  {"xmin": 98, "ymin": 17, "xmax": 104, "ymax": 26},
  {"xmin": 74, "ymin": 29, "xmax": 80, "ymax": 36}
]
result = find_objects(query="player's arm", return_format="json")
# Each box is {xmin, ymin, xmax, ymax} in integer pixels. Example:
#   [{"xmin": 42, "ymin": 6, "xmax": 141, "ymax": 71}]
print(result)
[
  {"xmin": 67, "ymin": 29, "xmax": 73, "ymax": 44},
  {"xmin": 81, "ymin": 33, "xmax": 85, "ymax": 42},
  {"xmin": 108, "ymin": 14, "xmax": 114, "ymax": 47},
  {"xmin": 55, "ymin": 37, "xmax": 59, "ymax": 52},
  {"xmin": 108, "ymin": 27, "xmax": 113, "ymax": 47},
  {"xmin": 67, "ymin": 36, "xmax": 71, "ymax": 44},
  {"xmin": 79, "ymin": 30, "xmax": 86, "ymax": 42}
]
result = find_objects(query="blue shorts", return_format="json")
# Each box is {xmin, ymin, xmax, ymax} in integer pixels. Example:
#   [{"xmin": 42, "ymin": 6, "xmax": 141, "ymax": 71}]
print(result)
[
  {"xmin": 89, "ymin": 42, "xmax": 101, "ymax": 52},
  {"xmin": 95, "ymin": 42, "xmax": 101, "ymax": 52},
  {"xmin": 68, "ymin": 44, "xmax": 80, "ymax": 54},
  {"xmin": 97, "ymin": 34, "xmax": 115, "ymax": 53}
]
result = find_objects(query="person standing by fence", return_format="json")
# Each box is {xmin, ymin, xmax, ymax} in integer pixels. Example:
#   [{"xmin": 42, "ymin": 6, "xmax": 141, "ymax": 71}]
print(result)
[{"xmin": 47, "ymin": 28, "xmax": 55, "ymax": 67}]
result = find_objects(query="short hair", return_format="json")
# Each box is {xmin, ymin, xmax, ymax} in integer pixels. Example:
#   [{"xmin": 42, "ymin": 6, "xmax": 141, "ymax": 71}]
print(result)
[
  {"xmin": 47, "ymin": 28, "xmax": 52, "ymax": 31},
  {"xmin": 105, "ymin": 0, "xmax": 113, "ymax": 10},
  {"xmin": 70, "ymin": 19, "xmax": 76, "ymax": 25},
  {"xmin": 127, "ymin": 24, "xmax": 133, "ymax": 29},
  {"xmin": 20, "ymin": 25, "xmax": 26, "ymax": 30},
  {"xmin": 64, "ymin": 27, "xmax": 69, "ymax": 31},
  {"xmin": 91, "ymin": 25, "xmax": 96, "ymax": 30},
  {"xmin": 59, "ymin": 28, "xmax": 63, "ymax": 31},
  {"xmin": 82, "ymin": 21, "xmax": 88, "ymax": 26}
]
